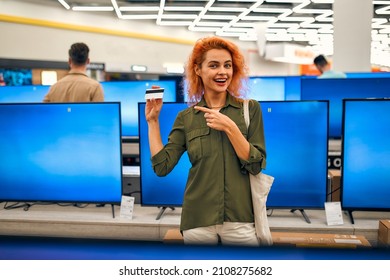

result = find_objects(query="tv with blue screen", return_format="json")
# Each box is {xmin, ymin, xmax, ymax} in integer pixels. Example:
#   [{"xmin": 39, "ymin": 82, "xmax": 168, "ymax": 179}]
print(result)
[
  {"xmin": 261, "ymin": 101, "xmax": 329, "ymax": 209},
  {"xmin": 0, "ymin": 85, "xmax": 50, "ymax": 103},
  {"xmin": 138, "ymin": 102, "xmax": 190, "ymax": 207},
  {"xmin": 301, "ymin": 77, "xmax": 390, "ymax": 138},
  {"xmin": 341, "ymin": 99, "xmax": 390, "ymax": 213},
  {"xmin": 138, "ymin": 100, "xmax": 328, "ymax": 210},
  {"xmin": 248, "ymin": 76, "xmax": 301, "ymax": 101},
  {"xmin": 182, "ymin": 76, "xmax": 301, "ymax": 102},
  {"xmin": 0, "ymin": 102, "xmax": 123, "ymax": 204},
  {"xmin": 102, "ymin": 80, "xmax": 177, "ymax": 139}
]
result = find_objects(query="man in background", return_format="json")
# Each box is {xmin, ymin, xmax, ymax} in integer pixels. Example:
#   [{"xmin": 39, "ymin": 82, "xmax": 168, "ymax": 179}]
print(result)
[
  {"xmin": 43, "ymin": 42, "xmax": 104, "ymax": 102},
  {"xmin": 313, "ymin": 54, "xmax": 347, "ymax": 79}
]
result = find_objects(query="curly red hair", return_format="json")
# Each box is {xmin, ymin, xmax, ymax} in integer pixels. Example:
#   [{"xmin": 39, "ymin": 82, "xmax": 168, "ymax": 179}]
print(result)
[{"xmin": 184, "ymin": 36, "xmax": 249, "ymax": 104}]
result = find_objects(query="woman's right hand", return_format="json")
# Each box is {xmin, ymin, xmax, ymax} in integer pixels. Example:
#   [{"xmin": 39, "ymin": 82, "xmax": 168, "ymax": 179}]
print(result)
[
  {"xmin": 145, "ymin": 85, "xmax": 163, "ymax": 122},
  {"xmin": 145, "ymin": 97, "xmax": 163, "ymax": 122}
]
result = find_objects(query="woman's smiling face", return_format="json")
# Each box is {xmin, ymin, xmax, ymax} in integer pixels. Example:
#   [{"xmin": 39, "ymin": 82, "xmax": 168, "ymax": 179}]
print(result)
[{"xmin": 195, "ymin": 48, "xmax": 233, "ymax": 95}]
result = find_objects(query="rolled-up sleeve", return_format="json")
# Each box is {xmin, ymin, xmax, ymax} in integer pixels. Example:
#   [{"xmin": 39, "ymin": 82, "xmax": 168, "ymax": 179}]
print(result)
[
  {"xmin": 151, "ymin": 111, "xmax": 186, "ymax": 176},
  {"xmin": 240, "ymin": 100, "xmax": 266, "ymax": 175}
]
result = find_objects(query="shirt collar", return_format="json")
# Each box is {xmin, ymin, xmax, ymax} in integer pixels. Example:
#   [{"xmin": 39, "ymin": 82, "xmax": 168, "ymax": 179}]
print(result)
[
  {"xmin": 194, "ymin": 91, "xmax": 241, "ymax": 114},
  {"xmin": 68, "ymin": 70, "xmax": 88, "ymax": 77}
]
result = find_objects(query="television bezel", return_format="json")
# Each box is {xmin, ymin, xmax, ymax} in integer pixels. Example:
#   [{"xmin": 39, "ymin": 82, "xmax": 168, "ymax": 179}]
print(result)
[
  {"xmin": 340, "ymin": 98, "xmax": 390, "ymax": 212},
  {"xmin": 260, "ymin": 100, "xmax": 329, "ymax": 210},
  {"xmin": 0, "ymin": 102, "xmax": 123, "ymax": 205}
]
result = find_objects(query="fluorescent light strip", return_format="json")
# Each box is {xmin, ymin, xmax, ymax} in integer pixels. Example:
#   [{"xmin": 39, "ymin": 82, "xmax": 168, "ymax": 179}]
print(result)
[
  {"xmin": 120, "ymin": 6, "xmax": 160, "ymax": 12},
  {"xmin": 188, "ymin": 0, "xmax": 215, "ymax": 30},
  {"xmin": 373, "ymin": 1, "xmax": 390, "ymax": 4},
  {"xmin": 121, "ymin": 15, "xmax": 159, "ymax": 20},
  {"xmin": 164, "ymin": 6, "xmax": 204, "ymax": 11},
  {"xmin": 196, "ymin": 22, "xmax": 227, "ymax": 27},
  {"xmin": 72, "ymin": 6, "xmax": 114, "ymax": 12},
  {"xmin": 58, "ymin": 0, "xmax": 70, "ymax": 10},
  {"xmin": 202, "ymin": 15, "xmax": 236, "ymax": 20},
  {"xmin": 161, "ymin": 14, "xmax": 197, "ymax": 19},
  {"xmin": 156, "ymin": 0, "xmax": 165, "ymax": 25},
  {"xmin": 311, "ymin": 0, "xmax": 334, "ymax": 3},
  {"xmin": 158, "ymin": 21, "xmax": 193, "ymax": 26},
  {"xmin": 242, "ymin": 15, "xmax": 276, "ymax": 21},
  {"xmin": 265, "ymin": 0, "xmax": 306, "ymax": 3},
  {"xmin": 221, "ymin": 0, "xmax": 265, "ymax": 34},
  {"xmin": 111, "ymin": 0, "xmax": 122, "ymax": 19},
  {"xmin": 375, "ymin": 6, "xmax": 390, "ymax": 14},
  {"xmin": 208, "ymin": 7, "xmax": 247, "ymax": 12}
]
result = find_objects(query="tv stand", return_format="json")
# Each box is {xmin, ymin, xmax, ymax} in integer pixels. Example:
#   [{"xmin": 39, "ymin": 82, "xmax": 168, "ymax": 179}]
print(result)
[
  {"xmin": 347, "ymin": 210, "xmax": 355, "ymax": 224},
  {"xmin": 156, "ymin": 206, "xmax": 175, "ymax": 220},
  {"xmin": 290, "ymin": 209, "xmax": 311, "ymax": 224},
  {"xmin": 111, "ymin": 204, "xmax": 115, "ymax": 219}
]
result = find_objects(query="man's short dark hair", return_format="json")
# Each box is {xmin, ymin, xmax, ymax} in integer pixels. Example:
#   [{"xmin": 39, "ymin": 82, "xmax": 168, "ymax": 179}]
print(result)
[
  {"xmin": 69, "ymin": 42, "xmax": 89, "ymax": 65},
  {"xmin": 313, "ymin": 54, "xmax": 328, "ymax": 68}
]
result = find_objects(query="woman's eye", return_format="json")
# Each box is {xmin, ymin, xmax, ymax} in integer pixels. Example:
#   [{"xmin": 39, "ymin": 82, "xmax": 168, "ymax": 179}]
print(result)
[{"xmin": 225, "ymin": 64, "xmax": 232, "ymax": 69}]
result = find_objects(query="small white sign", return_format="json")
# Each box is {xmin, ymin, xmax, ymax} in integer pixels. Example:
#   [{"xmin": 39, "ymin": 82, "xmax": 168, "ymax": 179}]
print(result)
[
  {"xmin": 324, "ymin": 201, "xmax": 344, "ymax": 226},
  {"xmin": 120, "ymin": 196, "xmax": 135, "ymax": 219}
]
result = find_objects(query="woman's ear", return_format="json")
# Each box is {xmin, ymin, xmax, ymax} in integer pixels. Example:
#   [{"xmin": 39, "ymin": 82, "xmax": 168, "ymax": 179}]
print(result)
[{"xmin": 194, "ymin": 64, "xmax": 201, "ymax": 76}]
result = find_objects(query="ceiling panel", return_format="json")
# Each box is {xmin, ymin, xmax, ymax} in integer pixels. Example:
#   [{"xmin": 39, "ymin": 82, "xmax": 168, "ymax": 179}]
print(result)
[{"xmin": 10, "ymin": 0, "xmax": 390, "ymax": 66}]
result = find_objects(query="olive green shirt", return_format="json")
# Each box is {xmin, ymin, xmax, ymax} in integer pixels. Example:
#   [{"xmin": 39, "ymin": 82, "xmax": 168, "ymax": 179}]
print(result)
[{"xmin": 151, "ymin": 94, "xmax": 266, "ymax": 231}]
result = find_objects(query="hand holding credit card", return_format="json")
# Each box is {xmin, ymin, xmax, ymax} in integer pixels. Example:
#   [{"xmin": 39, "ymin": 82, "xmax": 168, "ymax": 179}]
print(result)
[{"xmin": 145, "ymin": 87, "xmax": 164, "ymax": 100}]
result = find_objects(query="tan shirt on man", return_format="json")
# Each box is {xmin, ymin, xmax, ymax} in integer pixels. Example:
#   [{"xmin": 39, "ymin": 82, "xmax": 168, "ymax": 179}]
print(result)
[{"xmin": 43, "ymin": 70, "xmax": 104, "ymax": 102}]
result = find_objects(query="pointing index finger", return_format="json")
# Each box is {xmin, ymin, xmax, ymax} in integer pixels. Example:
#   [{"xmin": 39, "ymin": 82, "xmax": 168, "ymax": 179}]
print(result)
[{"xmin": 194, "ymin": 106, "xmax": 212, "ymax": 113}]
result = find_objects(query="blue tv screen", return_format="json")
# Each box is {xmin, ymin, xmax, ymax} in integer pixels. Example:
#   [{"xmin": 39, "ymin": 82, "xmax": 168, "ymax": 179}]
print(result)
[
  {"xmin": 139, "ymin": 100, "xmax": 328, "ymax": 209},
  {"xmin": 102, "ymin": 80, "xmax": 177, "ymax": 138},
  {"xmin": 301, "ymin": 77, "xmax": 390, "ymax": 138},
  {"xmin": 0, "ymin": 85, "xmax": 50, "ymax": 103},
  {"xmin": 341, "ymin": 99, "xmax": 390, "ymax": 210},
  {"xmin": 248, "ymin": 76, "xmax": 301, "ymax": 101},
  {"xmin": 261, "ymin": 101, "xmax": 329, "ymax": 208},
  {"xmin": 0, "ymin": 102, "xmax": 123, "ymax": 204},
  {"xmin": 138, "ymin": 102, "xmax": 190, "ymax": 206}
]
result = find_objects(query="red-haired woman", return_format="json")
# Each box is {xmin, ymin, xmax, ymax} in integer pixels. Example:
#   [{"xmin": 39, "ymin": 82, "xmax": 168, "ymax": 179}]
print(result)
[{"xmin": 145, "ymin": 36, "xmax": 266, "ymax": 246}]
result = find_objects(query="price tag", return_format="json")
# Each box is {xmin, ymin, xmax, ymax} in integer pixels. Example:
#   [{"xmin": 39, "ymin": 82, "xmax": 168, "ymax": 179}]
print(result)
[
  {"xmin": 120, "ymin": 196, "xmax": 135, "ymax": 219},
  {"xmin": 324, "ymin": 201, "xmax": 344, "ymax": 226}
]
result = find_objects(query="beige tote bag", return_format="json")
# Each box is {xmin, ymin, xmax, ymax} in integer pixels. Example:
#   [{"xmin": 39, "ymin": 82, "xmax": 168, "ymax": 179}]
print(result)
[{"xmin": 243, "ymin": 100, "xmax": 274, "ymax": 246}]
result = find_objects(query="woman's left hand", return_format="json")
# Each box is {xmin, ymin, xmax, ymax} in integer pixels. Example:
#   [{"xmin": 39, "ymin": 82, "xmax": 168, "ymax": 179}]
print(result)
[{"xmin": 194, "ymin": 106, "xmax": 233, "ymax": 132}]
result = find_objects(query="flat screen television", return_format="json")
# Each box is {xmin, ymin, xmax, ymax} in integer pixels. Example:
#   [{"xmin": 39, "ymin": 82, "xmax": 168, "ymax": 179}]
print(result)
[
  {"xmin": 0, "ymin": 102, "xmax": 123, "ymax": 204},
  {"xmin": 138, "ymin": 101, "xmax": 328, "ymax": 212},
  {"xmin": 183, "ymin": 76, "xmax": 301, "ymax": 103},
  {"xmin": 261, "ymin": 101, "xmax": 329, "ymax": 209},
  {"xmin": 341, "ymin": 99, "xmax": 390, "ymax": 215},
  {"xmin": 138, "ymin": 102, "xmax": 190, "ymax": 207},
  {"xmin": 301, "ymin": 77, "xmax": 390, "ymax": 138},
  {"xmin": 0, "ymin": 85, "xmax": 50, "ymax": 103},
  {"xmin": 248, "ymin": 76, "xmax": 301, "ymax": 101},
  {"xmin": 102, "ymin": 80, "xmax": 177, "ymax": 139}
]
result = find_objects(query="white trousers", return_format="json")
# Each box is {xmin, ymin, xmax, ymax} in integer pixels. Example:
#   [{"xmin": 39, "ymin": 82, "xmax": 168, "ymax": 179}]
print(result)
[{"xmin": 182, "ymin": 222, "xmax": 259, "ymax": 247}]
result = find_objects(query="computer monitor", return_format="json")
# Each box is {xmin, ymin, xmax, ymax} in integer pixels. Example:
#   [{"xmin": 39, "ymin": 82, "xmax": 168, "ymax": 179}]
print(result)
[
  {"xmin": 341, "ymin": 99, "xmax": 390, "ymax": 211},
  {"xmin": 261, "ymin": 101, "xmax": 329, "ymax": 208},
  {"xmin": 102, "ymin": 80, "xmax": 177, "ymax": 139},
  {"xmin": 301, "ymin": 77, "xmax": 390, "ymax": 138},
  {"xmin": 0, "ymin": 102, "xmax": 122, "ymax": 204},
  {"xmin": 0, "ymin": 85, "xmax": 50, "ymax": 103}
]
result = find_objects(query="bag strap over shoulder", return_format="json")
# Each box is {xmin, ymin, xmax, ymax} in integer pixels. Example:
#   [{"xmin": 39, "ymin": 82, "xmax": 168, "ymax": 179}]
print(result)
[{"xmin": 243, "ymin": 99, "xmax": 250, "ymax": 128}]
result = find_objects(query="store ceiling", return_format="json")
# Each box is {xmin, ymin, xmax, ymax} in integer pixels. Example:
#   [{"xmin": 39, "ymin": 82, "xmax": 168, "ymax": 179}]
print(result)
[{"xmin": 13, "ymin": 1, "xmax": 390, "ymax": 61}]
